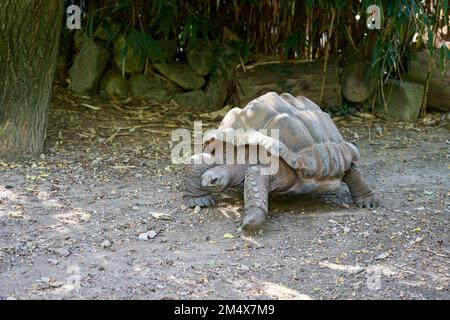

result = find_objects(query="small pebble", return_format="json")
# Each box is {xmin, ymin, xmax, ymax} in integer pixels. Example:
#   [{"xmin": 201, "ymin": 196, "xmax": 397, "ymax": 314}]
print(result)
[
  {"xmin": 100, "ymin": 240, "xmax": 112, "ymax": 248},
  {"xmin": 193, "ymin": 206, "xmax": 201, "ymax": 214},
  {"xmin": 240, "ymin": 264, "xmax": 250, "ymax": 272},
  {"xmin": 54, "ymin": 248, "xmax": 71, "ymax": 257},
  {"xmin": 375, "ymin": 252, "xmax": 389, "ymax": 260},
  {"xmin": 138, "ymin": 230, "xmax": 157, "ymax": 240},
  {"xmin": 48, "ymin": 259, "xmax": 60, "ymax": 266},
  {"xmin": 139, "ymin": 232, "xmax": 149, "ymax": 240}
]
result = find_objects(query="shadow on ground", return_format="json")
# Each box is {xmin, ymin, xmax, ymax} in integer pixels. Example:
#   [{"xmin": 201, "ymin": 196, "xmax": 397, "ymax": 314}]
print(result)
[{"xmin": 0, "ymin": 87, "xmax": 449, "ymax": 299}]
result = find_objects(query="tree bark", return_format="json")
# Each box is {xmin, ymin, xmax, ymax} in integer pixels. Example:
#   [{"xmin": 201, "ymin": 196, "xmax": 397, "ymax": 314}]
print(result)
[
  {"xmin": 0, "ymin": 1, "xmax": 62, "ymax": 159},
  {"xmin": 237, "ymin": 59, "xmax": 340, "ymax": 108},
  {"xmin": 404, "ymin": 50, "xmax": 450, "ymax": 112}
]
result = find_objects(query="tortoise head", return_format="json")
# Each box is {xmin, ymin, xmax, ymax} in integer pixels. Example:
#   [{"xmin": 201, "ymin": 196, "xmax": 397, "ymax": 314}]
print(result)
[{"xmin": 201, "ymin": 165, "xmax": 231, "ymax": 192}]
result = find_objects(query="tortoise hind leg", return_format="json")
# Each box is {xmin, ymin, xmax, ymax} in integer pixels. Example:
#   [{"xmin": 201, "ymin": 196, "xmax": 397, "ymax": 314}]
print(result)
[{"xmin": 343, "ymin": 164, "xmax": 380, "ymax": 208}]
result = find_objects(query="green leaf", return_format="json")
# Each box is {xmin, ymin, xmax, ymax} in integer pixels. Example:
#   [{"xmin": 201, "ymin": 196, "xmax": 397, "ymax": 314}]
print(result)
[{"xmin": 112, "ymin": 0, "xmax": 131, "ymax": 13}]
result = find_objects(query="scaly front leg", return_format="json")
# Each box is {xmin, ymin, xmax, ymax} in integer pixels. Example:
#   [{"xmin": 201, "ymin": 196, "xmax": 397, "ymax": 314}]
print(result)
[
  {"xmin": 183, "ymin": 154, "xmax": 216, "ymax": 207},
  {"xmin": 242, "ymin": 166, "xmax": 270, "ymax": 230}
]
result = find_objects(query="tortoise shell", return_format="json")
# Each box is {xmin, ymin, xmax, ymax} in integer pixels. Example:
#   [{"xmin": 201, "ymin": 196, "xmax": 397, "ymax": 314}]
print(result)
[{"xmin": 203, "ymin": 92, "xmax": 359, "ymax": 183}]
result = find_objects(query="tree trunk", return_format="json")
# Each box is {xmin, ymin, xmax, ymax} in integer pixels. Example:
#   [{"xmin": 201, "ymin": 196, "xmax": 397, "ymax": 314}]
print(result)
[
  {"xmin": 0, "ymin": 1, "xmax": 62, "ymax": 159},
  {"xmin": 237, "ymin": 59, "xmax": 340, "ymax": 108},
  {"xmin": 404, "ymin": 50, "xmax": 450, "ymax": 112}
]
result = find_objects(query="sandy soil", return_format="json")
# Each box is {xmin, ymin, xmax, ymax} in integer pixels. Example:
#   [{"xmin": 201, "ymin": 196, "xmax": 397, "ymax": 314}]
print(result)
[{"xmin": 0, "ymin": 87, "xmax": 449, "ymax": 299}]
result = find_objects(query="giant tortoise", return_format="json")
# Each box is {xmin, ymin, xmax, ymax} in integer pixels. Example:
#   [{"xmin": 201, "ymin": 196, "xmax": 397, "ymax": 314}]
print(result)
[{"xmin": 183, "ymin": 92, "xmax": 380, "ymax": 230}]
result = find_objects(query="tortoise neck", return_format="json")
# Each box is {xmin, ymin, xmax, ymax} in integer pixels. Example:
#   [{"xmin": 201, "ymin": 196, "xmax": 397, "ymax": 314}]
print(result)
[{"xmin": 219, "ymin": 164, "xmax": 248, "ymax": 188}]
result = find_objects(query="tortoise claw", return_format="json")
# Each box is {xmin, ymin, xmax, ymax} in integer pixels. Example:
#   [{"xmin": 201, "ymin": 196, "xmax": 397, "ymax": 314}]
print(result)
[
  {"xmin": 184, "ymin": 195, "xmax": 216, "ymax": 208},
  {"xmin": 353, "ymin": 193, "xmax": 381, "ymax": 209},
  {"xmin": 242, "ymin": 207, "xmax": 267, "ymax": 231}
]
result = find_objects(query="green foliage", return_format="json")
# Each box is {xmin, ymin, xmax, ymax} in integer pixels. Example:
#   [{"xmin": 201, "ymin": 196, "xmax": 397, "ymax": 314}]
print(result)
[
  {"xmin": 326, "ymin": 102, "xmax": 369, "ymax": 117},
  {"xmin": 119, "ymin": 28, "xmax": 165, "ymax": 65},
  {"xmin": 81, "ymin": 0, "xmax": 447, "ymax": 81},
  {"xmin": 283, "ymin": 30, "xmax": 308, "ymax": 58},
  {"xmin": 150, "ymin": 0, "xmax": 177, "ymax": 39},
  {"xmin": 179, "ymin": 15, "xmax": 218, "ymax": 45}
]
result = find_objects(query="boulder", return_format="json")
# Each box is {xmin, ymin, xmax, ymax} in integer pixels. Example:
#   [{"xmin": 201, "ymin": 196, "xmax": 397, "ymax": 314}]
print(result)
[
  {"xmin": 158, "ymin": 41, "xmax": 177, "ymax": 61},
  {"xmin": 69, "ymin": 37, "xmax": 110, "ymax": 94},
  {"xmin": 129, "ymin": 74, "xmax": 179, "ymax": 101},
  {"xmin": 173, "ymin": 90, "xmax": 209, "ymax": 109},
  {"xmin": 113, "ymin": 35, "xmax": 144, "ymax": 74},
  {"xmin": 376, "ymin": 79, "xmax": 424, "ymax": 122},
  {"xmin": 205, "ymin": 46, "xmax": 241, "ymax": 109},
  {"xmin": 187, "ymin": 40, "xmax": 215, "ymax": 76},
  {"xmin": 154, "ymin": 63, "xmax": 205, "ymax": 90},
  {"xmin": 205, "ymin": 74, "xmax": 229, "ymax": 109},
  {"xmin": 100, "ymin": 70, "xmax": 129, "ymax": 100},
  {"xmin": 341, "ymin": 61, "xmax": 377, "ymax": 103}
]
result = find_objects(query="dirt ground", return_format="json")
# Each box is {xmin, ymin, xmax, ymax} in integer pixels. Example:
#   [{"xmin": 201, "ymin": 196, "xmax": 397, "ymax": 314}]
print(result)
[{"xmin": 0, "ymin": 86, "xmax": 449, "ymax": 300}]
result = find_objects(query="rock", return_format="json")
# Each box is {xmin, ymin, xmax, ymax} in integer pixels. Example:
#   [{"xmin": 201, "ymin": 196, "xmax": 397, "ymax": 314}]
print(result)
[
  {"xmin": 94, "ymin": 18, "xmax": 120, "ymax": 42},
  {"xmin": 205, "ymin": 74, "xmax": 229, "ymax": 109},
  {"xmin": 54, "ymin": 248, "xmax": 71, "ymax": 257},
  {"xmin": 138, "ymin": 230, "xmax": 157, "ymax": 240},
  {"xmin": 376, "ymin": 79, "xmax": 424, "ymax": 122},
  {"xmin": 113, "ymin": 35, "xmax": 144, "ymax": 74},
  {"xmin": 187, "ymin": 39, "xmax": 215, "ymax": 76},
  {"xmin": 193, "ymin": 206, "xmax": 201, "ymax": 214},
  {"xmin": 69, "ymin": 37, "xmax": 110, "ymax": 94},
  {"xmin": 100, "ymin": 240, "xmax": 112, "ymax": 248},
  {"xmin": 158, "ymin": 41, "xmax": 177, "ymax": 61},
  {"xmin": 223, "ymin": 27, "xmax": 241, "ymax": 42},
  {"xmin": 240, "ymin": 264, "xmax": 250, "ymax": 272},
  {"xmin": 100, "ymin": 70, "xmax": 129, "ymax": 100},
  {"xmin": 147, "ymin": 230, "xmax": 157, "ymax": 239},
  {"xmin": 47, "ymin": 259, "xmax": 60, "ymax": 265},
  {"xmin": 129, "ymin": 74, "xmax": 178, "ymax": 101},
  {"xmin": 341, "ymin": 61, "xmax": 377, "ymax": 103},
  {"xmin": 375, "ymin": 252, "xmax": 389, "ymax": 261},
  {"xmin": 154, "ymin": 63, "xmax": 205, "ymax": 90},
  {"xmin": 173, "ymin": 90, "xmax": 209, "ymax": 109},
  {"xmin": 138, "ymin": 232, "xmax": 149, "ymax": 241}
]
